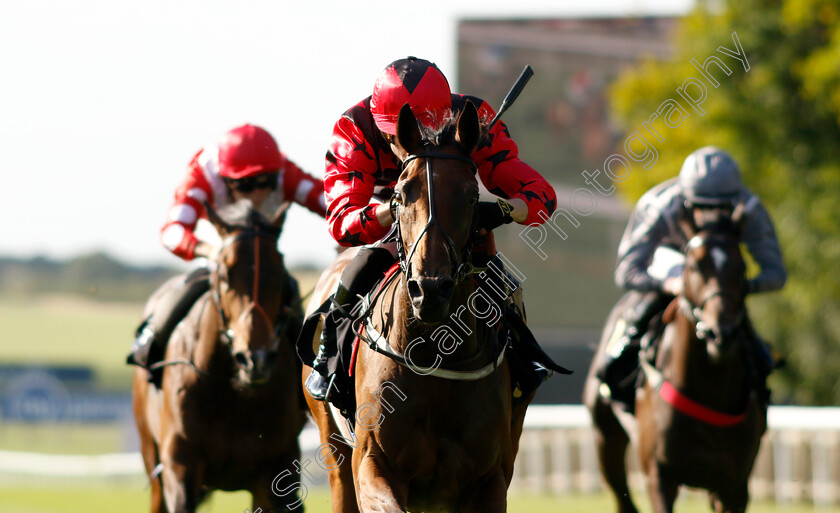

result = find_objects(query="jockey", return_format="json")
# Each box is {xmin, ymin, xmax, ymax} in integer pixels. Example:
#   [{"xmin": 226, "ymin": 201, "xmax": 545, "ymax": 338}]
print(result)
[
  {"xmin": 599, "ymin": 146, "xmax": 787, "ymax": 406},
  {"xmin": 128, "ymin": 123, "xmax": 326, "ymax": 375},
  {"xmin": 304, "ymin": 56, "xmax": 558, "ymax": 400}
]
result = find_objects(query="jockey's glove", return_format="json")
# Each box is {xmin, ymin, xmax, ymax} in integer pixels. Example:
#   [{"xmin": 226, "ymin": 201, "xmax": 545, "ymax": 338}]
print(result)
[{"xmin": 478, "ymin": 199, "xmax": 515, "ymax": 232}]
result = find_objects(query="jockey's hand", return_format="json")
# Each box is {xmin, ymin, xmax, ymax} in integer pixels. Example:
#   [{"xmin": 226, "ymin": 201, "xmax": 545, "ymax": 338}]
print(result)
[
  {"xmin": 375, "ymin": 202, "xmax": 394, "ymax": 228},
  {"xmin": 478, "ymin": 199, "xmax": 515, "ymax": 234},
  {"xmin": 193, "ymin": 241, "xmax": 217, "ymax": 259},
  {"xmin": 663, "ymin": 276, "xmax": 684, "ymax": 296}
]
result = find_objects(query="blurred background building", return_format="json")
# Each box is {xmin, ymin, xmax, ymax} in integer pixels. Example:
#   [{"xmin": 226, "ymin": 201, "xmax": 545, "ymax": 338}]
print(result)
[{"xmin": 458, "ymin": 17, "xmax": 676, "ymax": 402}]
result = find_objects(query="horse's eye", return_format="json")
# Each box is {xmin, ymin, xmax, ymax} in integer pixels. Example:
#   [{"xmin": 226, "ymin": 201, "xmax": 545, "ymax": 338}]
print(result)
[{"xmin": 467, "ymin": 194, "xmax": 479, "ymax": 206}]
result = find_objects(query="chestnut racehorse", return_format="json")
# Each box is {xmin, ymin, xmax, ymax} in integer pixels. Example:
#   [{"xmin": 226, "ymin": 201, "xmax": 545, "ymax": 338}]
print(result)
[
  {"xmin": 303, "ymin": 103, "xmax": 533, "ymax": 512},
  {"xmin": 584, "ymin": 204, "xmax": 767, "ymax": 513},
  {"xmin": 132, "ymin": 201, "xmax": 306, "ymax": 513}
]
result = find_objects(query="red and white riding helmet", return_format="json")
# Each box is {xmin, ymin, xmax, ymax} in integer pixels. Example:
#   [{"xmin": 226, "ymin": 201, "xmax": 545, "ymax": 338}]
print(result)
[
  {"xmin": 217, "ymin": 124, "xmax": 284, "ymax": 179},
  {"xmin": 370, "ymin": 57, "xmax": 452, "ymax": 135}
]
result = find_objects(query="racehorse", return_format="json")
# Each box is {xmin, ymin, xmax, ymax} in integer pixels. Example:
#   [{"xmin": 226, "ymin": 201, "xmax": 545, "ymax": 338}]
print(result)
[
  {"xmin": 132, "ymin": 200, "xmax": 306, "ymax": 513},
  {"xmin": 302, "ymin": 102, "xmax": 533, "ymax": 512},
  {"xmin": 583, "ymin": 204, "xmax": 767, "ymax": 513}
]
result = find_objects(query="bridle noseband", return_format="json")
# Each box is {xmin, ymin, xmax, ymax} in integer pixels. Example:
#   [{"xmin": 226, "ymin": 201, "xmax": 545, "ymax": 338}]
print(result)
[
  {"xmin": 395, "ymin": 146, "xmax": 479, "ymax": 285},
  {"xmin": 679, "ymin": 234, "xmax": 746, "ymax": 341}
]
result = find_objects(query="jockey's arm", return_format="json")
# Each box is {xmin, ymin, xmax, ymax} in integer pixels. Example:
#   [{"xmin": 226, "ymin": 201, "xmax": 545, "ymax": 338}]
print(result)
[
  {"xmin": 280, "ymin": 157, "xmax": 328, "ymax": 218},
  {"xmin": 615, "ymin": 198, "xmax": 673, "ymax": 293},
  {"xmin": 160, "ymin": 150, "xmax": 214, "ymax": 261},
  {"xmin": 469, "ymin": 103, "xmax": 556, "ymax": 226},
  {"xmin": 324, "ymin": 117, "xmax": 391, "ymax": 246},
  {"xmin": 740, "ymin": 196, "xmax": 787, "ymax": 293},
  {"xmin": 192, "ymin": 240, "xmax": 216, "ymax": 259}
]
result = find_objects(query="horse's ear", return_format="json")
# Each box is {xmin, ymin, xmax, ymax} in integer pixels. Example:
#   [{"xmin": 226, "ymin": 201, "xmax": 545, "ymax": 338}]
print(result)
[
  {"xmin": 678, "ymin": 200, "xmax": 698, "ymax": 239},
  {"xmin": 270, "ymin": 201, "xmax": 291, "ymax": 236},
  {"xmin": 204, "ymin": 201, "xmax": 231, "ymax": 236},
  {"xmin": 730, "ymin": 200, "xmax": 747, "ymax": 234},
  {"xmin": 456, "ymin": 100, "xmax": 480, "ymax": 155},
  {"xmin": 395, "ymin": 103, "xmax": 423, "ymax": 156}
]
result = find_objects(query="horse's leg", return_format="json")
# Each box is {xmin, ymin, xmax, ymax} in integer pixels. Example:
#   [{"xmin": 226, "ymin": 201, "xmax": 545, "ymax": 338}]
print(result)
[
  {"xmin": 642, "ymin": 462, "xmax": 679, "ymax": 513},
  {"xmin": 160, "ymin": 435, "xmax": 204, "ymax": 513},
  {"xmin": 591, "ymin": 399, "xmax": 638, "ymax": 513},
  {"xmin": 251, "ymin": 462, "xmax": 305, "ymax": 513},
  {"xmin": 353, "ymin": 448, "xmax": 407, "ymax": 513},
  {"xmin": 460, "ymin": 468, "xmax": 508, "ymax": 513},
  {"xmin": 133, "ymin": 373, "xmax": 166, "ymax": 513},
  {"xmin": 303, "ymin": 374, "xmax": 359, "ymax": 513},
  {"xmin": 708, "ymin": 492, "xmax": 724, "ymax": 513},
  {"xmin": 715, "ymin": 484, "xmax": 749, "ymax": 513}
]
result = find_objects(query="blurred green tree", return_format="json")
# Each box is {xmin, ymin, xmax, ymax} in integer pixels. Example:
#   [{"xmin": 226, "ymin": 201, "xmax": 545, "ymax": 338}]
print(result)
[{"xmin": 609, "ymin": 0, "xmax": 840, "ymax": 404}]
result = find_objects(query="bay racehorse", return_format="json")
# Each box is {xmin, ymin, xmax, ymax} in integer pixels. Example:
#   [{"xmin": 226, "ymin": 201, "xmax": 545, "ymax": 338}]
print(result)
[
  {"xmin": 303, "ymin": 102, "xmax": 533, "ymax": 512},
  {"xmin": 132, "ymin": 200, "xmax": 306, "ymax": 512},
  {"xmin": 584, "ymin": 203, "xmax": 767, "ymax": 513}
]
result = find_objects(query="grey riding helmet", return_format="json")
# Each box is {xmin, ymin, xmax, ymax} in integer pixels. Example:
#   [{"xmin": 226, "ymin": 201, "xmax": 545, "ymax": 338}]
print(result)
[{"xmin": 678, "ymin": 146, "xmax": 743, "ymax": 205}]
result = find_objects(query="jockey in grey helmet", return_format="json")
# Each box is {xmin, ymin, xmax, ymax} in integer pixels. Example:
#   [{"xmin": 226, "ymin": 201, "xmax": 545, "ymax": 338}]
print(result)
[{"xmin": 598, "ymin": 146, "xmax": 787, "ymax": 408}]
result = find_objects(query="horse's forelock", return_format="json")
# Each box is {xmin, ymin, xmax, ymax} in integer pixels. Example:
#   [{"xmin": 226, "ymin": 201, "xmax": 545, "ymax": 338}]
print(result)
[{"xmin": 417, "ymin": 108, "xmax": 489, "ymax": 149}]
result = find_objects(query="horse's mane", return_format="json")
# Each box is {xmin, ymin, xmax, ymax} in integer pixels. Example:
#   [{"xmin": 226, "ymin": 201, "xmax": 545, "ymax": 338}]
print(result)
[
  {"xmin": 417, "ymin": 107, "xmax": 490, "ymax": 149},
  {"xmin": 217, "ymin": 199, "xmax": 278, "ymax": 235}
]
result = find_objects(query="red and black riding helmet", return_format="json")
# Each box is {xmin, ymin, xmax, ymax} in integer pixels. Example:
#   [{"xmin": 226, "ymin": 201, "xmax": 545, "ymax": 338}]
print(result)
[{"xmin": 370, "ymin": 57, "xmax": 452, "ymax": 135}]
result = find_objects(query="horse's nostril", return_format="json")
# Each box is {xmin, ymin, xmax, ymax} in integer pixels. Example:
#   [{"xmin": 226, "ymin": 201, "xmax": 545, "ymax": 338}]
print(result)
[
  {"xmin": 407, "ymin": 280, "xmax": 423, "ymax": 300},
  {"xmin": 439, "ymin": 279, "xmax": 455, "ymax": 298},
  {"xmin": 234, "ymin": 352, "xmax": 250, "ymax": 368}
]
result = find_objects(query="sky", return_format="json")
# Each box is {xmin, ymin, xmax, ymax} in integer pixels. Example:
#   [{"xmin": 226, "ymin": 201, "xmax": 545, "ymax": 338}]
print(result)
[{"xmin": 0, "ymin": 0, "xmax": 692, "ymax": 269}]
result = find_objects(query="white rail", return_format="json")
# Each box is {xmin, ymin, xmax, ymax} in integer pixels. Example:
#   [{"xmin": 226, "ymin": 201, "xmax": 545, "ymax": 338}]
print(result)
[
  {"xmin": 513, "ymin": 405, "xmax": 840, "ymax": 507},
  {"xmin": 1, "ymin": 406, "xmax": 838, "ymax": 506}
]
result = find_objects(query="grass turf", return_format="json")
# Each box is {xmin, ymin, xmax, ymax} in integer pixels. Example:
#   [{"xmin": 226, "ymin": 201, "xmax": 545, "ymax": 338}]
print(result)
[{"xmin": 0, "ymin": 487, "xmax": 829, "ymax": 513}]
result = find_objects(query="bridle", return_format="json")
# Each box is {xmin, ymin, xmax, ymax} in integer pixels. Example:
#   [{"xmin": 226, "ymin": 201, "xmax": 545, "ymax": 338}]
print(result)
[
  {"xmin": 209, "ymin": 228, "xmax": 284, "ymax": 347},
  {"xmin": 355, "ymin": 142, "xmax": 513, "ymax": 381},
  {"xmin": 678, "ymin": 234, "xmax": 746, "ymax": 341},
  {"xmin": 394, "ymin": 143, "xmax": 480, "ymax": 285},
  {"xmin": 639, "ymin": 231, "xmax": 753, "ymax": 427}
]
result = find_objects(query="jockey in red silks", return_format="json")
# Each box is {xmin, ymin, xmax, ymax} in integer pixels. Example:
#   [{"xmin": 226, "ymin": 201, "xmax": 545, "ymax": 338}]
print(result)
[
  {"xmin": 128, "ymin": 124, "xmax": 326, "ymax": 376},
  {"xmin": 304, "ymin": 57, "xmax": 559, "ymax": 400}
]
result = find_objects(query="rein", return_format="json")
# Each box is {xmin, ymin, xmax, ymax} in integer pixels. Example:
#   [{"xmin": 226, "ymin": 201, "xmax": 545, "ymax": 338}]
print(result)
[
  {"xmin": 361, "ymin": 146, "xmax": 506, "ymax": 381},
  {"xmin": 355, "ymin": 262, "xmax": 507, "ymax": 381},
  {"xmin": 678, "ymin": 292, "xmax": 745, "ymax": 341}
]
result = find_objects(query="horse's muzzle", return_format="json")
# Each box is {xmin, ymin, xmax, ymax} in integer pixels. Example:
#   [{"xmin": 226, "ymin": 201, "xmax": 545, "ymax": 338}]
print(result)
[
  {"xmin": 234, "ymin": 349, "xmax": 277, "ymax": 384},
  {"xmin": 408, "ymin": 276, "xmax": 455, "ymax": 322}
]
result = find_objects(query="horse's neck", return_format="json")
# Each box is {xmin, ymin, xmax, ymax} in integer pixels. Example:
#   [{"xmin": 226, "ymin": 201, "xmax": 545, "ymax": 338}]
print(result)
[{"xmin": 664, "ymin": 312, "xmax": 748, "ymax": 409}]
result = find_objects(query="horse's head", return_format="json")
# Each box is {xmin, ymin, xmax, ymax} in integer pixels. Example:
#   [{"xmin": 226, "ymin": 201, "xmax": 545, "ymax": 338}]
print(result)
[
  {"xmin": 391, "ymin": 102, "xmax": 482, "ymax": 323},
  {"xmin": 205, "ymin": 200, "xmax": 291, "ymax": 385},
  {"xmin": 678, "ymin": 202, "xmax": 748, "ymax": 360}
]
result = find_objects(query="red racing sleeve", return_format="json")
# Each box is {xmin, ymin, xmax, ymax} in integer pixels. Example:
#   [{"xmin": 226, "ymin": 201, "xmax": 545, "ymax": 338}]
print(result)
[
  {"xmin": 470, "ymin": 99, "xmax": 556, "ymax": 226},
  {"xmin": 324, "ymin": 116, "xmax": 390, "ymax": 246},
  {"xmin": 280, "ymin": 156, "xmax": 327, "ymax": 218},
  {"xmin": 159, "ymin": 150, "xmax": 213, "ymax": 261}
]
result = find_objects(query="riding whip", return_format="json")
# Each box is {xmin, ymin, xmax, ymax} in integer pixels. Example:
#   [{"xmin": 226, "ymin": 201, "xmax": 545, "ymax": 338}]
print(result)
[{"xmin": 488, "ymin": 65, "xmax": 534, "ymax": 128}]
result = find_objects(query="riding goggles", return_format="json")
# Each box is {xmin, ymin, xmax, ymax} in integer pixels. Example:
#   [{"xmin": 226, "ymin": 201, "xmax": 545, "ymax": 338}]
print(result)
[{"xmin": 225, "ymin": 172, "xmax": 279, "ymax": 193}]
